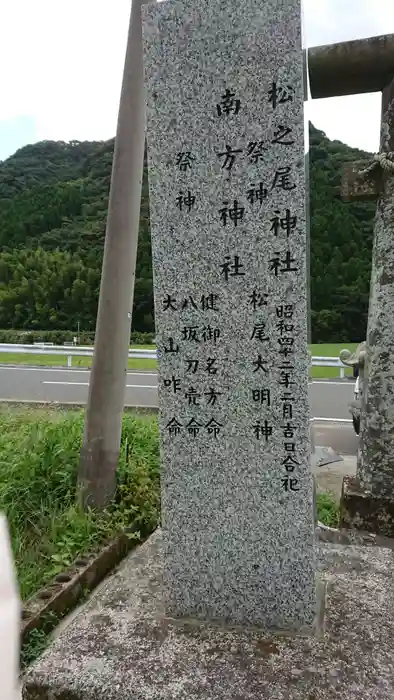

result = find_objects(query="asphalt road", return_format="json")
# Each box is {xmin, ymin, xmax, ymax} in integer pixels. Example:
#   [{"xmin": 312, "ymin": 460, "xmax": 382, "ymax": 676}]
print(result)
[
  {"xmin": 0, "ymin": 366, "xmax": 354, "ymax": 417},
  {"xmin": 0, "ymin": 366, "xmax": 359, "ymax": 455}
]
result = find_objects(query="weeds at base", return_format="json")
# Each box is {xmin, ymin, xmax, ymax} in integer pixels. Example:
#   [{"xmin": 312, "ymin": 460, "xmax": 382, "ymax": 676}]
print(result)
[
  {"xmin": 21, "ymin": 611, "xmax": 59, "ymax": 669},
  {"xmin": 316, "ymin": 493, "xmax": 339, "ymax": 528},
  {"xmin": 0, "ymin": 408, "xmax": 160, "ymax": 601},
  {"xmin": 2, "ymin": 407, "xmax": 341, "ymax": 671}
]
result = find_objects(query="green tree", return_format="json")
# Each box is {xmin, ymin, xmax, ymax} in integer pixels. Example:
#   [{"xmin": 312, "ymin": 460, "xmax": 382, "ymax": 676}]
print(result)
[{"xmin": 0, "ymin": 125, "xmax": 377, "ymax": 341}]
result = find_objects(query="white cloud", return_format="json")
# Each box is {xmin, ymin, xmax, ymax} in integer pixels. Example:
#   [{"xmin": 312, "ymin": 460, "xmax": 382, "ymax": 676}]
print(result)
[
  {"xmin": 304, "ymin": 0, "xmax": 394, "ymax": 46},
  {"xmin": 304, "ymin": 0, "xmax": 394, "ymax": 152},
  {"xmin": 0, "ymin": 0, "xmax": 393, "ymax": 156},
  {"xmin": 0, "ymin": 0, "xmax": 130, "ymax": 144}
]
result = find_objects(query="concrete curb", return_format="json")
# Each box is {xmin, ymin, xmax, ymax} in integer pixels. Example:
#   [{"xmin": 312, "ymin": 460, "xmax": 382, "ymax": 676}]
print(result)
[
  {"xmin": 0, "ymin": 364, "xmax": 85, "ymax": 370},
  {"xmin": 0, "ymin": 400, "xmax": 159, "ymax": 414},
  {"xmin": 21, "ymin": 527, "xmax": 154, "ymax": 647}
]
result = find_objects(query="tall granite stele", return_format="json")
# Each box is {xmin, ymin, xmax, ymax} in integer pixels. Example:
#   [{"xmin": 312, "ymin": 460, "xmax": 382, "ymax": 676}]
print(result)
[{"xmin": 142, "ymin": 0, "xmax": 316, "ymax": 630}]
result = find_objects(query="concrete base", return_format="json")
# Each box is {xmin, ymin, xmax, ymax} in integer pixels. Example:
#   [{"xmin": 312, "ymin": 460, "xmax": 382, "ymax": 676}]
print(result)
[
  {"xmin": 23, "ymin": 530, "xmax": 394, "ymax": 700},
  {"xmin": 311, "ymin": 445, "xmax": 344, "ymax": 469},
  {"xmin": 313, "ymin": 453, "xmax": 356, "ymax": 503},
  {"xmin": 340, "ymin": 475, "xmax": 394, "ymax": 537}
]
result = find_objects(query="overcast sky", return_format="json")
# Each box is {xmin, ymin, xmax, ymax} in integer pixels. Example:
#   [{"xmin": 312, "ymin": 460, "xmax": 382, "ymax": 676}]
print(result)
[{"xmin": 0, "ymin": 0, "xmax": 393, "ymax": 161}]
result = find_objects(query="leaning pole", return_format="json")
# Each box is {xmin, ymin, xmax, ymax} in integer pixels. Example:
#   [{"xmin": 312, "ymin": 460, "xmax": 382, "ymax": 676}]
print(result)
[{"xmin": 78, "ymin": 0, "xmax": 149, "ymax": 509}]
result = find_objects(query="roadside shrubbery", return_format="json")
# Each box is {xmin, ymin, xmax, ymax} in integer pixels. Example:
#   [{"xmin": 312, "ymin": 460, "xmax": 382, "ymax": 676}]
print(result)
[
  {"xmin": 0, "ymin": 329, "xmax": 155, "ymax": 346},
  {"xmin": 0, "ymin": 408, "xmax": 160, "ymax": 600},
  {"xmin": 0, "ymin": 407, "xmax": 339, "ymax": 602}
]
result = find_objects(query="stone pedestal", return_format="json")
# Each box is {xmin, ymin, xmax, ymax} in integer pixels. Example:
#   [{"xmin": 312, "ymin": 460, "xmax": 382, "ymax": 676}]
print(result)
[
  {"xmin": 340, "ymin": 475, "xmax": 394, "ymax": 537},
  {"xmin": 22, "ymin": 532, "xmax": 394, "ymax": 700}
]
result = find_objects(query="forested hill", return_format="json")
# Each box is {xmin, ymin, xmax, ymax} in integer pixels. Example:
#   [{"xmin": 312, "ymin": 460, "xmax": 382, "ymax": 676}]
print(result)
[{"xmin": 0, "ymin": 124, "xmax": 376, "ymax": 342}]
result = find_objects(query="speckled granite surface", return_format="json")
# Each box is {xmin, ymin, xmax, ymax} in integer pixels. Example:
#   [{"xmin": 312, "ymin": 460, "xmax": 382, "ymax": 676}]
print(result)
[
  {"xmin": 142, "ymin": 0, "xmax": 315, "ymax": 628},
  {"xmin": 357, "ymin": 79, "xmax": 394, "ymax": 500}
]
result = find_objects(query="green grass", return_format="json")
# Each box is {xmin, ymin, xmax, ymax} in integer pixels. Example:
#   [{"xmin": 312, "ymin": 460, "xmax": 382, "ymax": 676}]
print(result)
[
  {"xmin": 20, "ymin": 612, "xmax": 59, "ymax": 668},
  {"xmin": 0, "ymin": 344, "xmax": 157, "ymax": 370},
  {"xmin": 0, "ymin": 407, "xmax": 160, "ymax": 601},
  {"xmin": 316, "ymin": 493, "xmax": 339, "ymax": 528},
  {"xmin": 0, "ymin": 405, "xmax": 340, "ymax": 600},
  {"xmin": 0, "ymin": 342, "xmax": 358, "ymax": 378},
  {"xmin": 0, "ymin": 406, "xmax": 339, "ymax": 666},
  {"xmin": 309, "ymin": 343, "xmax": 357, "ymax": 356},
  {"xmin": 310, "ymin": 343, "xmax": 357, "ymax": 380},
  {"xmin": 0, "ymin": 352, "xmax": 157, "ymax": 370}
]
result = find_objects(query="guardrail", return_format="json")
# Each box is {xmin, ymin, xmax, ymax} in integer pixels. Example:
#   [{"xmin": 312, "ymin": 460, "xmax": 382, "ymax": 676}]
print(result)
[
  {"xmin": 0, "ymin": 343, "xmax": 155, "ymax": 367},
  {"xmin": 311, "ymin": 355, "xmax": 347, "ymax": 379},
  {"xmin": 0, "ymin": 343, "xmax": 348, "ymax": 376}
]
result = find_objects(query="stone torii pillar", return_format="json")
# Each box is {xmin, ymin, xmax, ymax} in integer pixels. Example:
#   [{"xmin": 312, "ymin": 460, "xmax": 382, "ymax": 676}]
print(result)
[{"xmin": 308, "ymin": 34, "xmax": 394, "ymax": 536}]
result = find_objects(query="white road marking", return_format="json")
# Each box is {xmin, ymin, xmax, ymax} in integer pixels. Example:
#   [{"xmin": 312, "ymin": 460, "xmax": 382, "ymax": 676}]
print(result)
[
  {"xmin": 42, "ymin": 381, "xmax": 157, "ymax": 389},
  {"xmin": 1, "ymin": 367, "xmax": 90, "ymax": 374},
  {"xmin": 0, "ymin": 366, "xmax": 156, "ymax": 377},
  {"xmin": 312, "ymin": 417, "xmax": 352, "ymax": 423},
  {"xmin": 127, "ymin": 373, "xmax": 157, "ymax": 378},
  {"xmin": 0, "ymin": 366, "xmax": 355, "ymax": 390},
  {"xmin": 312, "ymin": 381, "xmax": 355, "ymax": 387}
]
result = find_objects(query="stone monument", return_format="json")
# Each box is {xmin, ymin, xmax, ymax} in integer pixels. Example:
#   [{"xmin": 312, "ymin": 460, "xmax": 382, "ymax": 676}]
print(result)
[
  {"xmin": 22, "ymin": 30, "xmax": 394, "ymax": 700},
  {"xmin": 142, "ymin": 0, "xmax": 316, "ymax": 629},
  {"xmin": 339, "ymin": 79, "xmax": 394, "ymax": 535}
]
